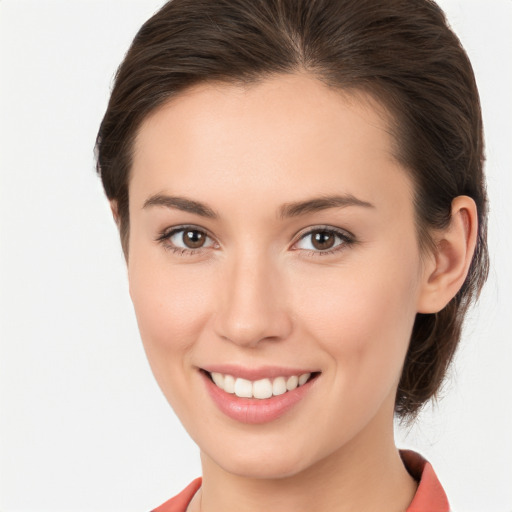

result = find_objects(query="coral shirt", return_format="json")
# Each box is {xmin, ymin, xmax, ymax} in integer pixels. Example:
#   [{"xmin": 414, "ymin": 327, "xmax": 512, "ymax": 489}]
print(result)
[{"xmin": 152, "ymin": 450, "xmax": 450, "ymax": 512}]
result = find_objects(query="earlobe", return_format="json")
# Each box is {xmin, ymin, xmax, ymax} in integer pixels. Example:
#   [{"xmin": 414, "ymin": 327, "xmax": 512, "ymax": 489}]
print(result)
[
  {"xmin": 110, "ymin": 200, "xmax": 121, "ymax": 228},
  {"xmin": 417, "ymin": 196, "xmax": 478, "ymax": 314}
]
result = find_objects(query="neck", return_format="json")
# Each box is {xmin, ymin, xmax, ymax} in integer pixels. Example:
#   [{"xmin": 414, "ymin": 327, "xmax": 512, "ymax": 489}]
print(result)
[{"xmin": 192, "ymin": 411, "xmax": 417, "ymax": 512}]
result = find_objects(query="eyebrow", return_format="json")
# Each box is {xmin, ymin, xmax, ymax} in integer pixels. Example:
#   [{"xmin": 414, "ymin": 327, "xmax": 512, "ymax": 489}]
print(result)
[
  {"xmin": 278, "ymin": 194, "xmax": 374, "ymax": 219},
  {"xmin": 142, "ymin": 193, "xmax": 374, "ymax": 219},
  {"xmin": 143, "ymin": 194, "xmax": 218, "ymax": 218}
]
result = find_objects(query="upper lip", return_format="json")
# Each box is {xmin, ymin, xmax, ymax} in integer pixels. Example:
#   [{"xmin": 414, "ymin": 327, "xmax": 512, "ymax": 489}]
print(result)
[{"xmin": 199, "ymin": 364, "xmax": 318, "ymax": 381}]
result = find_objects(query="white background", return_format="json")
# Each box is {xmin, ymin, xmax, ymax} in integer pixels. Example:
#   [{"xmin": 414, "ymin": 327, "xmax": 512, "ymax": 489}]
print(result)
[{"xmin": 0, "ymin": 1, "xmax": 511, "ymax": 511}]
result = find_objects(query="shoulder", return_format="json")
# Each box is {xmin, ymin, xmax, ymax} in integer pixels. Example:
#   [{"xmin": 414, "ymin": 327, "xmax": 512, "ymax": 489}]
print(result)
[
  {"xmin": 151, "ymin": 478, "xmax": 202, "ymax": 512},
  {"xmin": 401, "ymin": 450, "xmax": 451, "ymax": 512}
]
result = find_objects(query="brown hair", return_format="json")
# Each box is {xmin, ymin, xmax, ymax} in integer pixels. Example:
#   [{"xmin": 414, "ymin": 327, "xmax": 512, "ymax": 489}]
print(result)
[{"xmin": 95, "ymin": 0, "xmax": 488, "ymax": 420}]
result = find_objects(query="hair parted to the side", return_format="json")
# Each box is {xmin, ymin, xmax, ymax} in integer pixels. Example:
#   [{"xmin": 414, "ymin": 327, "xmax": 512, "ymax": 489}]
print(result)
[{"xmin": 95, "ymin": 0, "xmax": 488, "ymax": 420}]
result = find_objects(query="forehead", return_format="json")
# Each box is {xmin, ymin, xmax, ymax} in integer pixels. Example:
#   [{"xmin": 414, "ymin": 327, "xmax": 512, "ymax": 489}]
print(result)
[
  {"xmin": 134, "ymin": 72, "xmax": 396, "ymax": 155},
  {"xmin": 130, "ymin": 72, "xmax": 411, "ymax": 212}
]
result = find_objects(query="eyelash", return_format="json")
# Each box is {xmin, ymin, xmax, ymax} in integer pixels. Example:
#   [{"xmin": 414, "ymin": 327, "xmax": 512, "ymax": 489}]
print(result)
[{"xmin": 155, "ymin": 225, "xmax": 355, "ymax": 258}]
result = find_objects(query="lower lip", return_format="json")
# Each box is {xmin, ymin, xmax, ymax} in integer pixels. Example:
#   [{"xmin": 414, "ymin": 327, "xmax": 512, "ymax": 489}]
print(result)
[{"xmin": 201, "ymin": 371, "xmax": 318, "ymax": 424}]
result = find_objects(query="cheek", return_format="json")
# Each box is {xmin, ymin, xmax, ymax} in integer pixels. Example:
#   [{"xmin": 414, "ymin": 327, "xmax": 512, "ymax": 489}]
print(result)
[
  {"xmin": 295, "ymin": 253, "xmax": 420, "ymax": 403},
  {"xmin": 130, "ymin": 268, "xmax": 201, "ymax": 344},
  {"xmin": 127, "ymin": 251, "xmax": 213, "ymax": 390}
]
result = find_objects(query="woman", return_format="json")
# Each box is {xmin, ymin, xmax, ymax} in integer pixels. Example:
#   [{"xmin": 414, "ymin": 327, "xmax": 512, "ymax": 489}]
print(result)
[{"xmin": 95, "ymin": 0, "xmax": 488, "ymax": 510}]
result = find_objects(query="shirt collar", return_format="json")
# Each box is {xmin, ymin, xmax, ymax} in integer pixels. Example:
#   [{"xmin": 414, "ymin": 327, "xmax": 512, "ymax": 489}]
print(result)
[{"xmin": 401, "ymin": 449, "xmax": 451, "ymax": 512}]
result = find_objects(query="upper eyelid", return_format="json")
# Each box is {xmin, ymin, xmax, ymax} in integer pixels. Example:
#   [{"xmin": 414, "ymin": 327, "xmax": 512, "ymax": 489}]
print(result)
[
  {"xmin": 294, "ymin": 225, "xmax": 354, "ymax": 242},
  {"xmin": 159, "ymin": 224, "xmax": 214, "ymax": 239}
]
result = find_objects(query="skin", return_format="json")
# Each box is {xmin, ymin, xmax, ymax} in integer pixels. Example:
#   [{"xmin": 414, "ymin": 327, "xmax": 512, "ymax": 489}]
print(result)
[{"xmin": 118, "ymin": 72, "xmax": 477, "ymax": 512}]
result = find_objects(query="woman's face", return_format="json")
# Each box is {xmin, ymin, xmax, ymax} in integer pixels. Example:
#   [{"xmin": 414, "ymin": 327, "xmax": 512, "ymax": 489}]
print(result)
[{"xmin": 127, "ymin": 73, "xmax": 429, "ymax": 478}]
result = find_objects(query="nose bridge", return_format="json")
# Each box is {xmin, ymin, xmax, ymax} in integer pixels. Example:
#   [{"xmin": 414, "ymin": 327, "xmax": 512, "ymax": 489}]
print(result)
[{"xmin": 214, "ymin": 244, "xmax": 292, "ymax": 347}]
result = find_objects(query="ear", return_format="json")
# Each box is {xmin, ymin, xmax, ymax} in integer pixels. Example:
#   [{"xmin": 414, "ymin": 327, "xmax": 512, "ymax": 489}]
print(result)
[
  {"xmin": 417, "ymin": 196, "xmax": 478, "ymax": 314},
  {"xmin": 109, "ymin": 200, "xmax": 121, "ymax": 229}
]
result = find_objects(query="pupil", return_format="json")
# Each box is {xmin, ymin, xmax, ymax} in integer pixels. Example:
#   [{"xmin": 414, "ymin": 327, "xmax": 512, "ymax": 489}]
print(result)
[
  {"xmin": 312, "ymin": 231, "xmax": 335, "ymax": 250},
  {"xmin": 184, "ymin": 230, "xmax": 204, "ymax": 248}
]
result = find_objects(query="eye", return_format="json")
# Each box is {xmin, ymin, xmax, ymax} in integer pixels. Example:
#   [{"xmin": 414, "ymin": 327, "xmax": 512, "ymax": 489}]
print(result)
[
  {"xmin": 157, "ymin": 226, "xmax": 216, "ymax": 254},
  {"xmin": 294, "ymin": 227, "xmax": 353, "ymax": 255}
]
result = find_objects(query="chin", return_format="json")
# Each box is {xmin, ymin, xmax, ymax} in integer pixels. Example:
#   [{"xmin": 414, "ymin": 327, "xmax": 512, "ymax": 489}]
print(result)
[
  {"xmin": 203, "ymin": 439, "xmax": 319, "ymax": 480},
  {"xmin": 222, "ymin": 457, "xmax": 308, "ymax": 480}
]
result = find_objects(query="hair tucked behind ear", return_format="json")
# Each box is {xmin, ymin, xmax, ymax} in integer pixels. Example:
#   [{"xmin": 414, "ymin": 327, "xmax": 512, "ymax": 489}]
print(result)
[{"xmin": 95, "ymin": 0, "xmax": 488, "ymax": 420}]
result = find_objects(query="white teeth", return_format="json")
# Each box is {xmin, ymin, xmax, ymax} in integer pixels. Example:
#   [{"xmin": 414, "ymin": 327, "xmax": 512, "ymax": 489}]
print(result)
[
  {"xmin": 253, "ymin": 378, "xmax": 273, "ymax": 399},
  {"xmin": 286, "ymin": 375, "xmax": 299, "ymax": 391},
  {"xmin": 234, "ymin": 378, "xmax": 253, "ymax": 398},
  {"xmin": 211, "ymin": 372, "xmax": 224, "ymax": 388},
  {"xmin": 298, "ymin": 373, "xmax": 310, "ymax": 386},
  {"xmin": 272, "ymin": 376, "xmax": 287, "ymax": 396},
  {"xmin": 223, "ymin": 374, "xmax": 235, "ymax": 394},
  {"xmin": 209, "ymin": 371, "xmax": 314, "ymax": 399}
]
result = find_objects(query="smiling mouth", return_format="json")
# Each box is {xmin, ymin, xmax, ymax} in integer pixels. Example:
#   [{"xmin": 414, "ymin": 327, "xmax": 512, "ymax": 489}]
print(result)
[{"xmin": 202, "ymin": 370, "xmax": 320, "ymax": 400}]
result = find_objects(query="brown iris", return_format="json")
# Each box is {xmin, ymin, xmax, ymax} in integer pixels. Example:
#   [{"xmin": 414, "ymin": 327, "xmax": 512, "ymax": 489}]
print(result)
[
  {"xmin": 310, "ymin": 230, "xmax": 336, "ymax": 250},
  {"xmin": 182, "ymin": 229, "xmax": 206, "ymax": 248}
]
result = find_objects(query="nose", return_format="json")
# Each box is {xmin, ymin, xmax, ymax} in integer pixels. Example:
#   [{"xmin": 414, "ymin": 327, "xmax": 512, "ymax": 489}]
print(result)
[{"xmin": 213, "ymin": 249, "xmax": 293, "ymax": 348}]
